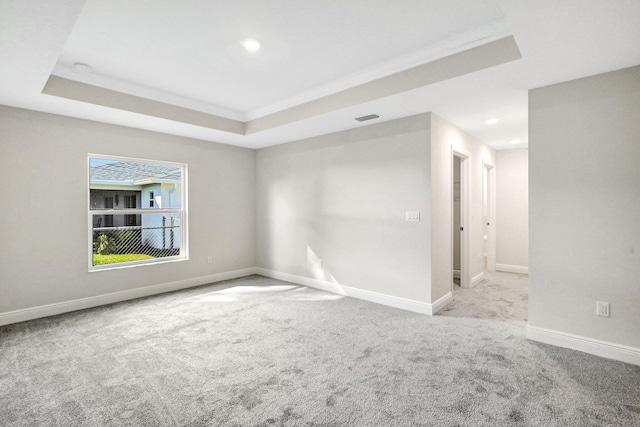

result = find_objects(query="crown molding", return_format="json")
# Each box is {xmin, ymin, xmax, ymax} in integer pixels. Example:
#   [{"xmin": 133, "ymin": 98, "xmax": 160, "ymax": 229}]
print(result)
[
  {"xmin": 245, "ymin": 20, "xmax": 511, "ymax": 120},
  {"xmin": 51, "ymin": 63, "xmax": 246, "ymax": 121},
  {"xmin": 51, "ymin": 20, "xmax": 510, "ymax": 124}
]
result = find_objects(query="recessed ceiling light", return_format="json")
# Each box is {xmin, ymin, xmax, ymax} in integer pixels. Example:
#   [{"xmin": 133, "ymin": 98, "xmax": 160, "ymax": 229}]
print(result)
[
  {"xmin": 509, "ymin": 139, "xmax": 521, "ymax": 145},
  {"xmin": 74, "ymin": 62, "xmax": 93, "ymax": 73},
  {"xmin": 485, "ymin": 118, "xmax": 500, "ymax": 125},
  {"xmin": 243, "ymin": 39, "xmax": 261, "ymax": 52}
]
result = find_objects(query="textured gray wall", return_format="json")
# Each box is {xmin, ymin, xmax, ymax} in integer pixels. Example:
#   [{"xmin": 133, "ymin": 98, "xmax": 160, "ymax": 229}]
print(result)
[
  {"xmin": 529, "ymin": 65, "xmax": 640, "ymax": 348},
  {"xmin": 496, "ymin": 148, "xmax": 528, "ymax": 270},
  {"xmin": 256, "ymin": 114, "xmax": 433, "ymax": 302},
  {"xmin": 0, "ymin": 106, "xmax": 256, "ymax": 313}
]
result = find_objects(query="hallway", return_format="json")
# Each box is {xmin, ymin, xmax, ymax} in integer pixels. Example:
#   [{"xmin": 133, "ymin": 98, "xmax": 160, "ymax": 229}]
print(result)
[{"xmin": 439, "ymin": 271, "xmax": 528, "ymax": 322}]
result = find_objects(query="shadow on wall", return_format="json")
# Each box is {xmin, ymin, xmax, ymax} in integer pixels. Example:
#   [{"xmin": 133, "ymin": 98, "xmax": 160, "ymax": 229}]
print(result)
[{"xmin": 306, "ymin": 245, "xmax": 342, "ymax": 288}]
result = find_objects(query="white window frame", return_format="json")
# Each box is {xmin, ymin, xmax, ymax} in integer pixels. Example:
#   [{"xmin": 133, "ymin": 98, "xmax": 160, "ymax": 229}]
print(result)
[{"xmin": 88, "ymin": 154, "xmax": 189, "ymax": 272}]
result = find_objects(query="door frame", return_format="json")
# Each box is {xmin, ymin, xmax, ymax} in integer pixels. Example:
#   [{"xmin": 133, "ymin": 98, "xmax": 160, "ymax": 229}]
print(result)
[
  {"xmin": 452, "ymin": 147, "xmax": 471, "ymax": 289},
  {"xmin": 483, "ymin": 160, "xmax": 496, "ymax": 271}
]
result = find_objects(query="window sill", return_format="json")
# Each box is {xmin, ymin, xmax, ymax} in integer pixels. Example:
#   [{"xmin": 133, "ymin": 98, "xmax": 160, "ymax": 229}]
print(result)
[{"xmin": 88, "ymin": 256, "xmax": 188, "ymax": 273}]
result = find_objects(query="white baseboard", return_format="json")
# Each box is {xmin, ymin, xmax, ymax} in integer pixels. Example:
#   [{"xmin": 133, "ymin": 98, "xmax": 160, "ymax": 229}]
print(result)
[
  {"xmin": 471, "ymin": 271, "xmax": 484, "ymax": 287},
  {"xmin": 431, "ymin": 292, "xmax": 453, "ymax": 315},
  {"xmin": 526, "ymin": 325, "xmax": 640, "ymax": 366},
  {"xmin": 453, "ymin": 269, "xmax": 461, "ymax": 279},
  {"xmin": 0, "ymin": 267, "xmax": 258, "ymax": 326},
  {"xmin": 496, "ymin": 263, "xmax": 529, "ymax": 274},
  {"xmin": 255, "ymin": 268, "xmax": 448, "ymax": 315}
]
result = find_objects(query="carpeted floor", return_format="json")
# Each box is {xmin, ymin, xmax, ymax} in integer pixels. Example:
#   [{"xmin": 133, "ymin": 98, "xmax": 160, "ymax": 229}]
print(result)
[
  {"xmin": 1, "ymin": 275, "xmax": 639, "ymax": 426},
  {"xmin": 439, "ymin": 271, "xmax": 529, "ymax": 321}
]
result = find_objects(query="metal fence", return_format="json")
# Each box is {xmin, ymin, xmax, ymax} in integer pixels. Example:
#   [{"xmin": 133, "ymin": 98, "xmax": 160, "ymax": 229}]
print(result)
[{"xmin": 92, "ymin": 224, "xmax": 180, "ymax": 264}]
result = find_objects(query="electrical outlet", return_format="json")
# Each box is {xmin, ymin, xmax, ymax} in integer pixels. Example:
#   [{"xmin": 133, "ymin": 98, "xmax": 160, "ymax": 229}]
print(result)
[
  {"xmin": 207, "ymin": 256, "xmax": 212, "ymax": 264},
  {"xmin": 406, "ymin": 211, "xmax": 420, "ymax": 222},
  {"xmin": 596, "ymin": 301, "xmax": 610, "ymax": 317}
]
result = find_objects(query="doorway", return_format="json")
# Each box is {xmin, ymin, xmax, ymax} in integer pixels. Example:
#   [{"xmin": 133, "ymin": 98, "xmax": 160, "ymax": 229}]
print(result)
[
  {"xmin": 452, "ymin": 148, "xmax": 470, "ymax": 290},
  {"xmin": 453, "ymin": 156, "xmax": 462, "ymax": 287},
  {"xmin": 483, "ymin": 161, "xmax": 496, "ymax": 272}
]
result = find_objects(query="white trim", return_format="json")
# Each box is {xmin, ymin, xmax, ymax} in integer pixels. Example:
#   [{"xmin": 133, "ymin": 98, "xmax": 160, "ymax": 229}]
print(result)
[
  {"xmin": 88, "ymin": 154, "xmax": 189, "ymax": 272},
  {"xmin": 431, "ymin": 292, "xmax": 454, "ymax": 315},
  {"xmin": 453, "ymin": 269, "xmax": 461, "ymax": 279},
  {"xmin": 471, "ymin": 271, "xmax": 485, "ymax": 287},
  {"xmin": 53, "ymin": 24, "xmax": 510, "ymax": 123},
  {"xmin": 89, "ymin": 255, "xmax": 188, "ymax": 272},
  {"xmin": 0, "ymin": 267, "xmax": 257, "ymax": 326},
  {"xmin": 526, "ymin": 325, "xmax": 640, "ymax": 366},
  {"xmin": 52, "ymin": 63, "xmax": 246, "ymax": 121},
  {"xmin": 482, "ymin": 160, "xmax": 496, "ymax": 272},
  {"xmin": 254, "ymin": 268, "xmax": 445, "ymax": 315},
  {"xmin": 496, "ymin": 263, "xmax": 529, "ymax": 274},
  {"xmin": 452, "ymin": 147, "xmax": 471, "ymax": 289},
  {"xmin": 246, "ymin": 22, "xmax": 510, "ymax": 120}
]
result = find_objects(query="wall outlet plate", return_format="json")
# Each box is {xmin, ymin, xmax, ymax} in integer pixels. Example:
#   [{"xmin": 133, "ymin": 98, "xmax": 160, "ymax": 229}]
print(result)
[
  {"xmin": 596, "ymin": 301, "xmax": 610, "ymax": 317},
  {"xmin": 406, "ymin": 211, "xmax": 420, "ymax": 222}
]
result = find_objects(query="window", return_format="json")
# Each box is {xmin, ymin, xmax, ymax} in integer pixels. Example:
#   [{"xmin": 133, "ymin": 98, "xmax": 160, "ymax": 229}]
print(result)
[
  {"xmin": 125, "ymin": 214, "xmax": 137, "ymax": 226},
  {"xmin": 124, "ymin": 195, "xmax": 136, "ymax": 208},
  {"xmin": 123, "ymin": 195, "xmax": 138, "ymax": 226},
  {"xmin": 89, "ymin": 155, "xmax": 188, "ymax": 270}
]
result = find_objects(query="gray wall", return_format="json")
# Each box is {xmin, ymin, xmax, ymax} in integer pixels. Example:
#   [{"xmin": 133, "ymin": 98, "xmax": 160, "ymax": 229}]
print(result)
[
  {"xmin": 0, "ymin": 107, "xmax": 493, "ymax": 317},
  {"xmin": 0, "ymin": 106, "xmax": 256, "ymax": 314},
  {"xmin": 529, "ymin": 65, "xmax": 640, "ymax": 348},
  {"xmin": 496, "ymin": 148, "xmax": 528, "ymax": 271},
  {"xmin": 255, "ymin": 112, "xmax": 495, "ymax": 307},
  {"xmin": 256, "ymin": 114, "xmax": 433, "ymax": 302}
]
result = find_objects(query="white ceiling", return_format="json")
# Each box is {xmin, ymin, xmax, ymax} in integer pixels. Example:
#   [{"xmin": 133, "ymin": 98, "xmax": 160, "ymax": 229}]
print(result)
[{"xmin": 1, "ymin": 0, "xmax": 639, "ymax": 150}]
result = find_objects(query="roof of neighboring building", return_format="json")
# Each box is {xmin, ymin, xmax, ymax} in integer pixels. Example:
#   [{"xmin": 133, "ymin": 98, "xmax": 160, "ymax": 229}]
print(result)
[{"xmin": 90, "ymin": 161, "xmax": 181, "ymax": 185}]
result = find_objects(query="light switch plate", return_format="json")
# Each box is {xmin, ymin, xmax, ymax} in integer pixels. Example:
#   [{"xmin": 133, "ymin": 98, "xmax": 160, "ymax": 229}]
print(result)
[{"xmin": 596, "ymin": 301, "xmax": 610, "ymax": 317}]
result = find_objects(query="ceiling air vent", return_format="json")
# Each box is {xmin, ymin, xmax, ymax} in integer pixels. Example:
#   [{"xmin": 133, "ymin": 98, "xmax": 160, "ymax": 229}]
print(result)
[{"xmin": 355, "ymin": 114, "xmax": 380, "ymax": 122}]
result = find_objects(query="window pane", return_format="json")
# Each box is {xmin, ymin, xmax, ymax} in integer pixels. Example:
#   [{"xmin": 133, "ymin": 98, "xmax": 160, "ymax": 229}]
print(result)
[
  {"xmin": 92, "ymin": 213, "xmax": 182, "ymax": 266},
  {"xmin": 123, "ymin": 195, "xmax": 136, "ymax": 209},
  {"xmin": 90, "ymin": 159, "xmax": 182, "ymax": 210},
  {"xmin": 89, "ymin": 156, "xmax": 186, "ymax": 270}
]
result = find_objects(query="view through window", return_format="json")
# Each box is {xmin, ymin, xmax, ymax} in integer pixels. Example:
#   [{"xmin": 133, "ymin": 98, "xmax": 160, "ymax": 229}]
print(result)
[{"xmin": 89, "ymin": 155, "xmax": 187, "ymax": 270}]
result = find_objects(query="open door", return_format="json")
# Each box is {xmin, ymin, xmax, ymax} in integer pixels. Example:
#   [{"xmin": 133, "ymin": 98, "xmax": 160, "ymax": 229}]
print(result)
[
  {"xmin": 453, "ymin": 156, "xmax": 462, "ymax": 287},
  {"xmin": 452, "ymin": 148, "xmax": 470, "ymax": 289},
  {"xmin": 483, "ymin": 161, "xmax": 496, "ymax": 271}
]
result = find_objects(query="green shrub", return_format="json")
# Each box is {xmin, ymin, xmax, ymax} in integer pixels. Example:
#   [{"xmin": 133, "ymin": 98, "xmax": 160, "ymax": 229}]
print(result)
[{"xmin": 95, "ymin": 233, "xmax": 112, "ymax": 255}]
